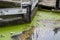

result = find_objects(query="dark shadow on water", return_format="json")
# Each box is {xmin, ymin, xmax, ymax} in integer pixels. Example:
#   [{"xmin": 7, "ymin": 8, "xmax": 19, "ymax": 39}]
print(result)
[
  {"xmin": 0, "ymin": 20, "xmax": 30, "ymax": 27},
  {"xmin": 53, "ymin": 27, "xmax": 60, "ymax": 35}
]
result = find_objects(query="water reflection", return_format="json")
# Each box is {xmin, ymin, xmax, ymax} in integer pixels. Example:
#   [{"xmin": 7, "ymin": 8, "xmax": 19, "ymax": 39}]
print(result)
[{"xmin": 33, "ymin": 27, "xmax": 60, "ymax": 40}]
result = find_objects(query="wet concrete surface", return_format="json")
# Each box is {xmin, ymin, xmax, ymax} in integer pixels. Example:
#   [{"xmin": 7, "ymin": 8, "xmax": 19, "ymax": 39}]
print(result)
[{"xmin": 32, "ymin": 20, "xmax": 60, "ymax": 40}]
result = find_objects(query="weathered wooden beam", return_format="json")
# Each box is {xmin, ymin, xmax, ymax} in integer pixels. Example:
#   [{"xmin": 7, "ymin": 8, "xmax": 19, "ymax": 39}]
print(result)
[{"xmin": 0, "ymin": 1, "xmax": 21, "ymax": 8}]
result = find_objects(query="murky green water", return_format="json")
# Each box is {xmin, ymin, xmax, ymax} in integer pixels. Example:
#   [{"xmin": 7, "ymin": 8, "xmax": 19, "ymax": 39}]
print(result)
[
  {"xmin": 0, "ymin": 10, "xmax": 60, "ymax": 40},
  {"xmin": 0, "ymin": 24, "xmax": 30, "ymax": 40}
]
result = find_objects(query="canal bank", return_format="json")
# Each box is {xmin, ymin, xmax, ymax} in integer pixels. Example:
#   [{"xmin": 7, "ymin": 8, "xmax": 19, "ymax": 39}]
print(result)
[{"xmin": 0, "ymin": 9, "xmax": 60, "ymax": 40}]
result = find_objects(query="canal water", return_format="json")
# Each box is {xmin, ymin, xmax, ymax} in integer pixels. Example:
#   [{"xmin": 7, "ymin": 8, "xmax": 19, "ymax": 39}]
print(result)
[
  {"xmin": 33, "ymin": 20, "xmax": 60, "ymax": 40},
  {"xmin": 32, "ymin": 10, "xmax": 60, "ymax": 40}
]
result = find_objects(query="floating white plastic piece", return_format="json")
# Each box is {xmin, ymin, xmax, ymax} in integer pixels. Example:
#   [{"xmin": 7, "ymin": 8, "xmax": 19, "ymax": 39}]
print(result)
[{"xmin": 10, "ymin": 32, "xmax": 15, "ymax": 35}]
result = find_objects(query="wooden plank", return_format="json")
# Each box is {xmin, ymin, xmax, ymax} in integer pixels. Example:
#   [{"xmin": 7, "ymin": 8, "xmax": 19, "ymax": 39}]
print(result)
[{"xmin": 0, "ymin": 0, "xmax": 21, "ymax": 3}]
